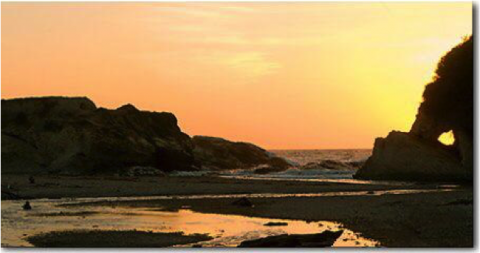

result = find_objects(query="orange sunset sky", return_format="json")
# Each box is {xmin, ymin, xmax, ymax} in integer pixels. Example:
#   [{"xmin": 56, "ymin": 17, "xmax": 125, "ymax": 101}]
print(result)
[{"xmin": 1, "ymin": 2, "xmax": 472, "ymax": 149}]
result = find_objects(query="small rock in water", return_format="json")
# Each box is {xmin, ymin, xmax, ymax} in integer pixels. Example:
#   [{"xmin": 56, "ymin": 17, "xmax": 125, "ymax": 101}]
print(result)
[
  {"xmin": 231, "ymin": 197, "xmax": 254, "ymax": 207},
  {"xmin": 29, "ymin": 176, "xmax": 35, "ymax": 184},
  {"xmin": 238, "ymin": 230, "xmax": 344, "ymax": 247},
  {"xmin": 253, "ymin": 166, "xmax": 286, "ymax": 175},
  {"xmin": 23, "ymin": 201, "xmax": 32, "ymax": 210},
  {"xmin": 263, "ymin": 222, "xmax": 288, "ymax": 227}
]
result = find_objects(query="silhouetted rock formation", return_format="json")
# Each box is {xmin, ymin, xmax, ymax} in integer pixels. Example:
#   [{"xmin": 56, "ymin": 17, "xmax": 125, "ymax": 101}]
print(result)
[
  {"xmin": 192, "ymin": 136, "xmax": 291, "ymax": 171},
  {"xmin": 237, "ymin": 230, "xmax": 343, "ymax": 247},
  {"xmin": 2, "ymin": 97, "xmax": 197, "ymax": 175},
  {"xmin": 354, "ymin": 131, "xmax": 467, "ymax": 181},
  {"xmin": 2, "ymin": 97, "xmax": 293, "ymax": 176},
  {"xmin": 411, "ymin": 36, "xmax": 473, "ymax": 170},
  {"xmin": 355, "ymin": 36, "xmax": 473, "ymax": 182}
]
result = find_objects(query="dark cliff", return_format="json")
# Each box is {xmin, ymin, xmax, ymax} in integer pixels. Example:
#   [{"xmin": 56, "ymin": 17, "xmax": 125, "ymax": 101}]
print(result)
[
  {"xmin": 2, "ymin": 97, "xmax": 197, "ymax": 175},
  {"xmin": 2, "ymin": 96, "xmax": 290, "ymax": 175}
]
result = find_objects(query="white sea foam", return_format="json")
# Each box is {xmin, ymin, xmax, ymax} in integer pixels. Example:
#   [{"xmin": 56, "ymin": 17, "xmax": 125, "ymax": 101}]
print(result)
[
  {"xmin": 221, "ymin": 149, "xmax": 371, "ymax": 180},
  {"xmin": 169, "ymin": 149, "xmax": 372, "ymax": 180}
]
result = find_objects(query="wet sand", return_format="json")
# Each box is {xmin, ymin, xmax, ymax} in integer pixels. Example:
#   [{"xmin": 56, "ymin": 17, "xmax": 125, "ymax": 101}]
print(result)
[
  {"xmin": 2, "ymin": 199, "xmax": 378, "ymax": 247},
  {"xmin": 1, "ymin": 175, "xmax": 473, "ymax": 247},
  {"xmin": 2, "ymin": 174, "xmax": 437, "ymax": 199},
  {"xmin": 26, "ymin": 230, "xmax": 212, "ymax": 247},
  {"xmin": 61, "ymin": 190, "xmax": 472, "ymax": 247}
]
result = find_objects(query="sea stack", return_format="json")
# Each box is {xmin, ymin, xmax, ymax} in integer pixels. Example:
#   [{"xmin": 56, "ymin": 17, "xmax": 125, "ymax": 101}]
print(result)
[{"xmin": 354, "ymin": 36, "xmax": 473, "ymax": 182}]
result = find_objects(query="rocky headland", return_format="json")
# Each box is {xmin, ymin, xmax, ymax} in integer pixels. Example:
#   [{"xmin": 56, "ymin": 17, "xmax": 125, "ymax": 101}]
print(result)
[
  {"xmin": 355, "ymin": 36, "xmax": 473, "ymax": 182},
  {"xmin": 1, "ymin": 97, "xmax": 289, "ymax": 176}
]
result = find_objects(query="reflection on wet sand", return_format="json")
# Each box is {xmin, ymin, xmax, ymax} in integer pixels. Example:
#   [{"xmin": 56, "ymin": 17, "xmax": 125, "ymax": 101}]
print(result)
[{"xmin": 1, "ymin": 198, "xmax": 379, "ymax": 247}]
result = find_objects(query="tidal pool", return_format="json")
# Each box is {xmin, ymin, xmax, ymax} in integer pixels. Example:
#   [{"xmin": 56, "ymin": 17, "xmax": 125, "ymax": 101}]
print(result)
[{"xmin": 1, "ymin": 197, "xmax": 379, "ymax": 248}]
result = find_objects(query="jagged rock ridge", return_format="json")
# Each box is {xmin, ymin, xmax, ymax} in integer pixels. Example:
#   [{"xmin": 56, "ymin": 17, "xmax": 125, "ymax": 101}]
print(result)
[
  {"xmin": 2, "ymin": 96, "xmax": 196, "ymax": 175},
  {"xmin": 2, "ymin": 96, "xmax": 290, "ymax": 175}
]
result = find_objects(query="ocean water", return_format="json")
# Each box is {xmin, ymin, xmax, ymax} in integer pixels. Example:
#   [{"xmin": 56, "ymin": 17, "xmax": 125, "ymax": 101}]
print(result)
[
  {"xmin": 218, "ymin": 149, "xmax": 372, "ymax": 181},
  {"xmin": 270, "ymin": 149, "xmax": 372, "ymax": 166}
]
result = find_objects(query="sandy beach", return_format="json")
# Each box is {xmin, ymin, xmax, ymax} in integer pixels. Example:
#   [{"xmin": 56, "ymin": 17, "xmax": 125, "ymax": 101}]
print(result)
[
  {"xmin": 1, "ymin": 175, "xmax": 473, "ymax": 247},
  {"xmin": 2, "ymin": 174, "xmax": 440, "ymax": 199}
]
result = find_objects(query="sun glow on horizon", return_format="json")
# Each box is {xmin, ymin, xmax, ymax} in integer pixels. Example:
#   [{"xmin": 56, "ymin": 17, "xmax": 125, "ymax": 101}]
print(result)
[{"xmin": 1, "ymin": 2, "xmax": 472, "ymax": 149}]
